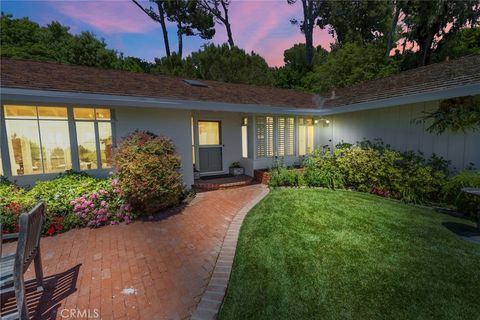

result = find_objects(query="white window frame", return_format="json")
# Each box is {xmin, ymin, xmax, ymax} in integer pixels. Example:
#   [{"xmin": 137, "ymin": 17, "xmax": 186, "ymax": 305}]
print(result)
[{"xmin": 0, "ymin": 104, "xmax": 115, "ymax": 177}]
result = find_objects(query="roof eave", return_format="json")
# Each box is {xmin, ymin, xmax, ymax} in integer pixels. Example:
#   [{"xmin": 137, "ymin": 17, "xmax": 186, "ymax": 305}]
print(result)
[
  {"xmin": 0, "ymin": 87, "xmax": 322, "ymax": 116},
  {"xmin": 320, "ymin": 83, "xmax": 480, "ymax": 116}
]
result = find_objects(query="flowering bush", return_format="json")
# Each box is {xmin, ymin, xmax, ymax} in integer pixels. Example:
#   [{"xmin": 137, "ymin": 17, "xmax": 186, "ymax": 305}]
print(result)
[
  {"xmin": 70, "ymin": 179, "xmax": 134, "ymax": 227},
  {"xmin": 114, "ymin": 130, "xmax": 184, "ymax": 214},
  {"xmin": 0, "ymin": 184, "xmax": 35, "ymax": 234}
]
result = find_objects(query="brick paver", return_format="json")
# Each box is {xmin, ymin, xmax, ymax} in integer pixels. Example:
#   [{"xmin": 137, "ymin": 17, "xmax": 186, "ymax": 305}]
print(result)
[{"xmin": 0, "ymin": 184, "xmax": 265, "ymax": 320}]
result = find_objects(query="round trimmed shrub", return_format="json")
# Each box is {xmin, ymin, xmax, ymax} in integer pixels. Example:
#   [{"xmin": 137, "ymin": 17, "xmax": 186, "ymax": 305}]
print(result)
[{"xmin": 114, "ymin": 130, "xmax": 184, "ymax": 214}]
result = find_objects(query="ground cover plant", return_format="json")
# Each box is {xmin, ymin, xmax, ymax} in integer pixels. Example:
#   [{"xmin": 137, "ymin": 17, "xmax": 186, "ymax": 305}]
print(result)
[{"xmin": 219, "ymin": 188, "xmax": 480, "ymax": 320}]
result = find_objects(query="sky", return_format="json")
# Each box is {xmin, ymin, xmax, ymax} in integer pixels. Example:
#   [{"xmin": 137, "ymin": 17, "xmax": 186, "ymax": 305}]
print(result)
[{"xmin": 1, "ymin": 0, "xmax": 335, "ymax": 67}]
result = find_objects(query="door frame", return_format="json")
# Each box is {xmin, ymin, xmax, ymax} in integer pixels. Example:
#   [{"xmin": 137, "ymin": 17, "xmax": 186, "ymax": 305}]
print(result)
[{"xmin": 195, "ymin": 119, "xmax": 224, "ymax": 176}]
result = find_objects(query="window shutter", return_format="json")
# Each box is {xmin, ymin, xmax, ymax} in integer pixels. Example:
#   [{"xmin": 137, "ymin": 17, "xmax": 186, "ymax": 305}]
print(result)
[
  {"xmin": 256, "ymin": 116, "xmax": 266, "ymax": 158},
  {"xmin": 286, "ymin": 117, "xmax": 295, "ymax": 156},
  {"xmin": 276, "ymin": 117, "xmax": 285, "ymax": 156},
  {"xmin": 266, "ymin": 116, "xmax": 274, "ymax": 157}
]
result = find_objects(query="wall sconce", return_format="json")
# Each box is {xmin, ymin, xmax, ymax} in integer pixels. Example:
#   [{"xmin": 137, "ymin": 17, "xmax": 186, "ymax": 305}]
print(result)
[
  {"xmin": 314, "ymin": 119, "xmax": 319, "ymax": 124},
  {"xmin": 325, "ymin": 119, "xmax": 330, "ymax": 124}
]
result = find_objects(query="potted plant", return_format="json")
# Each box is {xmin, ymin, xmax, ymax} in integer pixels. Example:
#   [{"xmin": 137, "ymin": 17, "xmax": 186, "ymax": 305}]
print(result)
[
  {"xmin": 194, "ymin": 167, "xmax": 201, "ymax": 180},
  {"xmin": 229, "ymin": 162, "xmax": 244, "ymax": 176}
]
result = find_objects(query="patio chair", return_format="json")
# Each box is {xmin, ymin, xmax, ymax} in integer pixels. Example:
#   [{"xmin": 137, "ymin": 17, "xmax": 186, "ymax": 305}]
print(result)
[{"xmin": 1, "ymin": 202, "xmax": 45, "ymax": 320}]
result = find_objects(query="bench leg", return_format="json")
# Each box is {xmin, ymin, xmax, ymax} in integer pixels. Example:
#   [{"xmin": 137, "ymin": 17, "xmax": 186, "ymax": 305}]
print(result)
[
  {"xmin": 34, "ymin": 250, "xmax": 44, "ymax": 292},
  {"xmin": 15, "ymin": 274, "xmax": 30, "ymax": 320}
]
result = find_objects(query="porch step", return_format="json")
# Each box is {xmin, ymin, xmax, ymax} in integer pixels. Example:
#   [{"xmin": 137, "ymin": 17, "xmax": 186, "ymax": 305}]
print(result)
[{"xmin": 193, "ymin": 175, "xmax": 254, "ymax": 192}]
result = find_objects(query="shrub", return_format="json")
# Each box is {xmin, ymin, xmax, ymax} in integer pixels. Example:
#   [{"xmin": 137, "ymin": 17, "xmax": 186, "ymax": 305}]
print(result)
[
  {"xmin": 269, "ymin": 167, "xmax": 303, "ymax": 187},
  {"xmin": 29, "ymin": 171, "xmax": 100, "ymax": 216},
  {"xmin": 70, "ymin": 179, "xmax": 134, "ymax": 227},
  {"xmin": 0, "ymin": 184, "xmax": 35, "ymax": 233},
  {"xmin": 304, "ymin": 149, "xmax": 344, "ymax": 189},
  {"xmin": 114, "ymin": 130, "xmax": 184, "ymax": 214},
  {"xmin": 443, "ymin": 170, "xmax": 480, "ymax": 218}
]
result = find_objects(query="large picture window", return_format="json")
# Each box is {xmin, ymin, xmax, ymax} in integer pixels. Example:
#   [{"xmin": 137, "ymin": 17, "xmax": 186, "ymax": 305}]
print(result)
[
  {"xmin": 4, "ymin": 105, "xmax": 71, "ymax": 176},
  {"xmin": 1, "ymin": 105, "xmax": 113, "ymax": 176},
  {"xmin": 74, "ymin": 108, "xmax": 113, "ymax": 170},
  {"xmin": 276, "ymin": 117, "xmax": 295, "ymax": 156}
]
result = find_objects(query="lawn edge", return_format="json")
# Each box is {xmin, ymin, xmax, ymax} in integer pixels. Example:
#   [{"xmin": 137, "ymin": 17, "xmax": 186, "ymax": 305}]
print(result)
[{"xmin": 190, "ymin": 184, "xmax": 270, "ymax": 320}]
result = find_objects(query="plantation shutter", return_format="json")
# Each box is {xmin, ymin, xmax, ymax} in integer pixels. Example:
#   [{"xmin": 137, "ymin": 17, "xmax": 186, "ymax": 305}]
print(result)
[
  {"xmin": 276, "ymin": 117, "xmax": 294, "ymax": 156},
  {"xmin": 266, "ymin": 116, "xmax": 274, "ymax": 157},
  {"xmin": 256, "ymin": 116, "xmax": 274, "ymax": 158},
  {"xmin": 276, "ymin": 117, "xmax": 286, "ymax": 156},
  {"xmin": 256, "ymin": 116, "xmax": 266, "ymax": 158}
]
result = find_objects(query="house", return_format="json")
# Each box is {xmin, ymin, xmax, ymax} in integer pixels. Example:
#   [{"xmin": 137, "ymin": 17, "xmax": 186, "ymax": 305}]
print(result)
[{"xmin": 0, "ymin": 55, "xmax": 479, "ymax": 187}]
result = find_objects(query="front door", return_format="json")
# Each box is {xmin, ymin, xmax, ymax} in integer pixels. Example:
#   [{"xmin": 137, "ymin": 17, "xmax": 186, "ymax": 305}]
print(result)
[{"xmin": 198, "ymin": 120, "xmax": 223, "ymax": 173}]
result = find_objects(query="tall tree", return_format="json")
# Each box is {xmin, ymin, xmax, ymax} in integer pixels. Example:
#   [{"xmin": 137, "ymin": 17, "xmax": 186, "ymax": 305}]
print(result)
[
  {"xmin": 385, "ymin": 0, "xmax": 402, "ymax": 59},
  {"xmin": 164, "ymin": 0, "xmax": 215, "ymax": 58},
  {"xmin": 288, "ymin": 0, "xmax": 323, "ymax": 66},
  {"xmin": 198, "ymin": 0, "xmax": 234, "ymax": 47},
  {"xmin": 316, "ymin": 0, "xmax": 393, "ymax": 46},
  {"xmin": 131, "ymin": 0, "xmax": 171, "ymax": 57},
  {"xmin": 400, "ymin": 0, "xmax": 480, "ymax": 66}
]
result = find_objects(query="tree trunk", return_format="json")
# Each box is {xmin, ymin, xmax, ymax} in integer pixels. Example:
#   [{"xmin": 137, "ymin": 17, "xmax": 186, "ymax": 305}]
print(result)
[
  {"xmin": 385, "ymin": 0, "xmax": 400, "ymax": 60},
  {"xmin": 157, "ymin": 1, "xmax": 171, "ymax": 57},
  {"xmin": 221, "ymin": 1, "xmax": 234, "ymax": 47},
  {"xmin": 177, "ymin": 21, "xmax": 183, "ymax": 58},
  {"xmin": 302, "ymin": 0, "xmax": 314, "ymax": 65}
]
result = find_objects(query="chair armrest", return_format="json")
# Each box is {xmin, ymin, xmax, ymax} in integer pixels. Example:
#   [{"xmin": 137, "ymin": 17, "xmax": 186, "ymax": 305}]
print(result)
[{"xmin": 2, "ymin": 233, "xmax": 19, "ymax": 240}]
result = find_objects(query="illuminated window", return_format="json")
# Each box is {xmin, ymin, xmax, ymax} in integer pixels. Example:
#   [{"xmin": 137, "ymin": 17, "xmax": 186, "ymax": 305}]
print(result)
[
  {"xmin": 242, "ymin": 117, "xmax": 248, "ymax": 158},
  {"xmin": 298, "ymin": 118, "xmax": 314, "ymax": 156},
  {"xmin": 191, "ymin": 117, "xmax": 195, "ymax": 166},
  {"xmin": 74, "ymin": 107, "xmax": 113, "ymax": 170},
  {"xmin": 198, "ymin": 121, "xmax": 220, "ymax": 145},
  {"xmin": 4, "ymin": 105, "xmax": 71, "ymax": 175}
]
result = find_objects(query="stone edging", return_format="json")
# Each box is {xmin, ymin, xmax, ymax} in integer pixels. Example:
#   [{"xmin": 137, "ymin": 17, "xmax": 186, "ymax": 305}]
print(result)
[{"xmin": 191, "ymin": 185, "xmax": 270, "ymax": 320}]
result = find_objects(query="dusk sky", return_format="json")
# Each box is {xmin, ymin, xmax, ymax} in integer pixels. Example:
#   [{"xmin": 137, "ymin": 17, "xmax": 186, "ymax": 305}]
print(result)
[{"xmin": 2, "ymin": 0, "xmax": 335, "ymax": 66}]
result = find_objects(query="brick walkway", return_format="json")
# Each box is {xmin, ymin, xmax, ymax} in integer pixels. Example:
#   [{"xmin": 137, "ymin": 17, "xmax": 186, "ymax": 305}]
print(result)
[{"xmin": 1, "ymin": 184, "xmax": 265, "ymax": 320}]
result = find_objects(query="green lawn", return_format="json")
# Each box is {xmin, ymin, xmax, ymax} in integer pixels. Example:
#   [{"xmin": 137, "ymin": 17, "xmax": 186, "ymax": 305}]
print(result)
[{"xmin": 219, "ymin": 188, "xmax": 480, "ymax": 320}]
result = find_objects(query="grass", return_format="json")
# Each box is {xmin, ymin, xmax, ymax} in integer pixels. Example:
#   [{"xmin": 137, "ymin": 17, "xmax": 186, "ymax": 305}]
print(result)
[{"xmin": 219, "ymin": 188, "xmax": 480, "ymax": 320}]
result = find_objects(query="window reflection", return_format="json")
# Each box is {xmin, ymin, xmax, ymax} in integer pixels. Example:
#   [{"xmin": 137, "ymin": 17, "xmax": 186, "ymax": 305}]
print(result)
[
  {"xmin": 76, "ymin": 122, "xmax": 98, "ymax": 170},
  {"xmin": 39, "ymin": 121, "xmax": 71, "ymax": 173},
  {"xmin": 6, "ymin": 120, "xmax": 44, "ymax": 175},
  {"xmin": 98, "ymin": 122, "xmax": 113, "ymax": 168}
]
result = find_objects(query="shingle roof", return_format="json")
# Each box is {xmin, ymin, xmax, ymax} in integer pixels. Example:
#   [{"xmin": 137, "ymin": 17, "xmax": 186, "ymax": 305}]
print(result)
[
  {"xmin": 322, "ymin": 54, "xmax": 480, "ymax": 108},
  {"xmin": 0, "ymin": 59, "xmax": 316, "ymax": 109},
  {"xmin": 1, "ymin": 55, "xmax": 479, "ymax": 110}
]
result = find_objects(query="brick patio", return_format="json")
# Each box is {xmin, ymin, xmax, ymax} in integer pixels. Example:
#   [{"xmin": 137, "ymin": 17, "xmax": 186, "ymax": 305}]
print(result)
[{"xmin": 0, "ymin": 184, "xmax": 265, "ymax": 320}]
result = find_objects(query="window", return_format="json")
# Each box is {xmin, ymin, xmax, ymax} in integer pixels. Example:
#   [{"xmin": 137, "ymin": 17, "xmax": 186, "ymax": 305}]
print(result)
[
  {"xmin": 74, "ymin": 108, "xmax": 113, "ymax": 170},
  {"xmin": 242, "ymin": 117, "xmax": 248, "ymax": 158},
  {"xmin": 198, "ymin": 121, "xmax": 220, "ymax": 145},
  {"xmin": 191, "ymin": 117, "xmax": 195, "ymax": 166},
  {"xmin": 298, "ymin": 117, "xmax": 314, "ymax": 156},
  {"xmin": 256, "ymin": 116, "xmax": 274, "ymax": 158},
  {"xmin": 276, "ymin": 117, "xmax": 295, "ymax": 156},
  {"xmin": 4, "ymin": 105, "xmax": 72, "ymax": 175}
]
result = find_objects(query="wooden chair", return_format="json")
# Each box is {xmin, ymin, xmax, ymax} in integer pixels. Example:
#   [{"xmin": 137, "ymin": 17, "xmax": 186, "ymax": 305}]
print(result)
[{"xmin": 1, "ymin": 202, "xmax": 45, "ymax": 320}]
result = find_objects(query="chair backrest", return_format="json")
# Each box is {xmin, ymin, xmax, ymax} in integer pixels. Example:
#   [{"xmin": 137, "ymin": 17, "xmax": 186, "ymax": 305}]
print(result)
[{"xmin": 14, "ymin": 202, "xmax": 45, "ymax": 273}]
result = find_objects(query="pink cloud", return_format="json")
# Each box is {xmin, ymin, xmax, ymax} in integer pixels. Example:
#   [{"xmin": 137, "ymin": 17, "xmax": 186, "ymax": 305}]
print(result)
[
  {"xmin": 52, "ymin": 0, "xmax": 157, "ymax": 34},
  {"xmin": 212, "ymin": 0, "xmax": 334, "ymax": 67}
]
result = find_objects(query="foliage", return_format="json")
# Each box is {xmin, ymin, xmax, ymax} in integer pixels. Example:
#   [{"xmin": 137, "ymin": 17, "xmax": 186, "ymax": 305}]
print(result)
[
  {"xmin": 432, "ymin": 27, "xmax": 480, "ymax": 63},
  {"xmin": 443, "ymin": 170, "xmax": 480, "ymax": 219},
  {"xmin": 316, "ymin": 0, "xmax": 393, "ymax": 46},
  {"xmin": 0, "ymin": 13, "xmax": 151, "ymax": 72},
  {"xmin": 269, "ymin": 167, "xmax": 303, "ymax": 188},
  {"xmin": 415, "ymin": 96, "xmax": 480, "ymax": 134},
  {"xmin": 273, "ymin": 44, "xmax": 327, "ymax": 89},
  {"xmin": 219, "ymin": 188, "xmax": 480, "ymax": 320},
  {"xmin": 153, "ymin": 44, "xmax": 274, "ymax": 86},
  {"xmin": 29, "ymin": 171, "xmax": 100, "ymax": 216},
  {"xmin": 301, "ymin": 42, "xmax": 399, "ymax": 93},
  {"xmin": 400, "ymin": 0, "xmax": 480, "ymax": 66},
  {"xmin": 70, "ymin": 180, "xmax": 134, "ymax": 227},
  {"xmin": 303, "ymin": 148, "xmax": 343, "ymax": 189},
  {"xmin": 114, "ymin": 130, "xmax": 184, "ymax": 214},
  {"xmin": 0, "ymin": 184, "xmax": 35, "ymax": 233}
]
